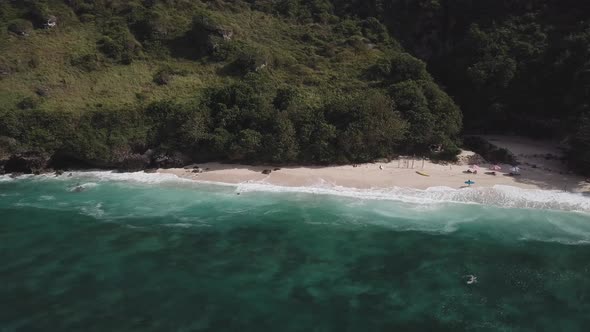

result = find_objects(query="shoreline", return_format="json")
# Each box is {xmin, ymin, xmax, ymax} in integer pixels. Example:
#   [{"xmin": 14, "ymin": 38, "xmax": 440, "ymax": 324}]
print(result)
[
  {"xmin": 158, "ymin": 160, "xmax": 590, "ymax": 194},
  {"xmin": 3, "ymin": 156, "xmax": 589, "ymax": 195},
  {"xmin": 3, "ymin": 135, "xmax": 590, "ymax": 203},
  {"xmin": 2, "ymin": 136, "xmax": 588, "ymax": 194},
  {"xmin": 3, "ymin": 167, "xmax": 590, "ymax": 212},
  {"xmin": 158, "ymin": 136, "xmax": 590, "ymax": 194}
]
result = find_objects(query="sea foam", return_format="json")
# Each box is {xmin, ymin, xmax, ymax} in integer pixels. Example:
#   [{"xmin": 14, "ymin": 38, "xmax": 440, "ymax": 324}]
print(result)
[
  {"xmin": 2, "ymin": 171, "xmax": 589, "ymax": 213},
  {"xmin": 234, "ymin": 181, "xmax": 590, "ymax": 213}
]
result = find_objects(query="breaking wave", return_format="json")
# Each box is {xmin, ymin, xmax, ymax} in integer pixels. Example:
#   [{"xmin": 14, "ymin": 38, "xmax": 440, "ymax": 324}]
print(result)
[
  {"xmin": 234, "ymin": 182, "xmax": 590, "ymax": 213},
  {"xmin": 2, "ymin": 171, "xmax": 589, "ymax": 213}
]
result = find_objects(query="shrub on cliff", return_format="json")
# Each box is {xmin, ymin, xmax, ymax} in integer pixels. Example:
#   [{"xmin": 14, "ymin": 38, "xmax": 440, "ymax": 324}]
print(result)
[{"xmin": 8, "ymin": 19, "xmax": 33, "ymax": 36}]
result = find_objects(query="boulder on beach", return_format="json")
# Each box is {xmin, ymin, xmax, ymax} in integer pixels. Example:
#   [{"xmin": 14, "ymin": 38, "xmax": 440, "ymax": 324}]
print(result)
[
  {"xmin": 262, "ymin": 169, "xmax": 272, "ymax": 175},
  {"xmin": 458, "ymin": 151, "xmax": 486, "ymax": 166}
]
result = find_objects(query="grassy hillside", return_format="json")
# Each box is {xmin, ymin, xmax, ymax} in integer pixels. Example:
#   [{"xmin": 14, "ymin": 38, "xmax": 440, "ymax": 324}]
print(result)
[
  {"xmin": 0, "ymin": 0, "xmax": 462, "ymax": 171},
  {"xmin": 0, "ymin": 1, "xmax": 387, "ymax": 111}
]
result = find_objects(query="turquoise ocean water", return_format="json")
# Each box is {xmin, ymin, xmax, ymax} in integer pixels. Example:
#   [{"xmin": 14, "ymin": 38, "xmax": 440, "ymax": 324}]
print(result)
[{"xmin": 1, "ymin": 172, "xmax": 590, "ymax": 331}]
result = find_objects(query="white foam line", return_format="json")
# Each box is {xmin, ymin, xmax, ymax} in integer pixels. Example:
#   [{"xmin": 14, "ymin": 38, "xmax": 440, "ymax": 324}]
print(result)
[
  {"xmin": 519, "ymin": 236, "xmax": 590, "ymax": 246},
  {"xmin": 235, "ymin": 181, "xmax": 588, "ymax": 210},
  {"xmin": 231, "ymin": 182, "xmax": 590, "ymax": 213},
  {"xmin": 0, "ymin": 174, "xmax": 36, "ymax": 182},
  {"xmin": 3, "ymin": 171, "xmax": 590, "ymax": 213},
  {"xmin": 1, "ymin": 171, "xmax": 196, "ymax": 184}
]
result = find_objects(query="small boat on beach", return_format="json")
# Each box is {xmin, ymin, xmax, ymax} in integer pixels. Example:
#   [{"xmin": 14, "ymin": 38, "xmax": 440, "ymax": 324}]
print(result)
[{"xmin": 416, "ymin": 171, "xmax": 429, "ymax": 177}]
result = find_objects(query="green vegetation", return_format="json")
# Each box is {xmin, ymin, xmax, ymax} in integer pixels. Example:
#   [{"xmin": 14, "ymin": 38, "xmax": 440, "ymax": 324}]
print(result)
[
  {"xmin": 0, "ymin": 0, "xmax": 462, "ymax": 169},
  {"xmin": 327, "ymin": 0, "xmax": 590, "ymax": 174},
  {"xmin": 463, "ymin": 136, "xmax": 516, "ymax": 165},
  {"xmin": 1, "ymin": 1, "xmax": 588, "ymax": 174}
]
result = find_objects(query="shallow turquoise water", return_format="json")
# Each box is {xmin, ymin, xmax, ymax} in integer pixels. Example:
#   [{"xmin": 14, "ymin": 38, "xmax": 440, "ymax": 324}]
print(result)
[{"xmin": 2, "ymin": 174, "xmax": 590, "ymax": 331}]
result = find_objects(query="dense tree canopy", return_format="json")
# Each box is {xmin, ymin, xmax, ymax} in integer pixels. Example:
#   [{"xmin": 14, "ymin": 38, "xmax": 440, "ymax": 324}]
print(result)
[
  {"xmin": 326, "ymin": 0, "xmax": 590, "ymax": 173},
  {"xmin": 0, "ymin": 0, "xmax": 463, "ymax": 169},
  {"xmin": 0, "ymin": 0, "xmax": 588, "ymax": 173}
]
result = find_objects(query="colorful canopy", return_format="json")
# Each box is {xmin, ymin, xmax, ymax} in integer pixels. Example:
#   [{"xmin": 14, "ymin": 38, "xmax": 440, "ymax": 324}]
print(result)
[{"xmin": 489, "ymin": 165, "xmax": 502, "ymax": 171}]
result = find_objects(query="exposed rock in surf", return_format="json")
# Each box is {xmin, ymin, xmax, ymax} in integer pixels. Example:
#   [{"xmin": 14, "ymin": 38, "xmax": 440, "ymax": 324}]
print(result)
[
  {"xmin": 72, "ymin": 186, "xmax": 85, "ymax": 193},
  {"xmin": 262, "ymin": 169, "xmax": 272, "ymax": 175}
]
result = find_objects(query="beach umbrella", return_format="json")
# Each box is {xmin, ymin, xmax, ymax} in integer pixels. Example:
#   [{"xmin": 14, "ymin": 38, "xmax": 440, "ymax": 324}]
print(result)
[
  {"xmin": 510, "ymin": 166, "xmax": 521, "ymax": 173},
  {"xmin": 464, "ymin": 180, "xmax": 475, "ymax": 187},
  {"xmin": 489, "ymin": 165, "xmax": 501, "ymax": 171},
  {"xmin": 469, "ymin": 164, "xmax": 480, "ymax": 170}
]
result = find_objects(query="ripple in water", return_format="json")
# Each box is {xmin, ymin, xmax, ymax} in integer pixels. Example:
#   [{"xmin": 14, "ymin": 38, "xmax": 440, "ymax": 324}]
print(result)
[{"xmin": 1, "ymin": 173, "xmax": 590, "ymax": 331}]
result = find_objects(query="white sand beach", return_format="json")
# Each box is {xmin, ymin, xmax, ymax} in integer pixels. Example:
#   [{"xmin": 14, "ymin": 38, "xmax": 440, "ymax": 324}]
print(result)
[{"xmin": 159, "ymin": 136, "xmax": 590, "ymax": 193}]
